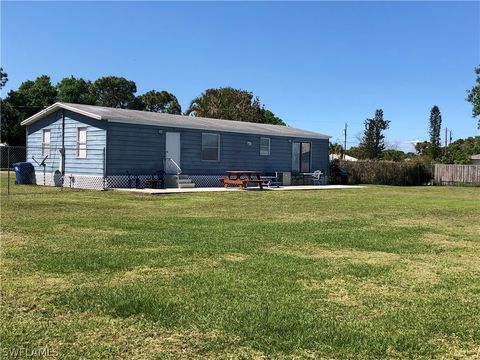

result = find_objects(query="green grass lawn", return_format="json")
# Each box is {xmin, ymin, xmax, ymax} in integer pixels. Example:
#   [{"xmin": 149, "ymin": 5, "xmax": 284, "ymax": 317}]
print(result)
[{"xmin": 1, "ymin": 178, "xmax": 479, "ymax": 359}]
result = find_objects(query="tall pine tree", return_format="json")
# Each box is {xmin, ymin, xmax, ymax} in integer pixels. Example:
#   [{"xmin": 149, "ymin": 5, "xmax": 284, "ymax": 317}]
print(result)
[
  {"xmin": 429, "ymin": 106, "xmax": 442, "ymax": 146},
  {"xmin": 360, "ymin": 109, "xmax": 390, "ymax": 159},
  {"xmin": 428, "ymin": 105, "xmax": 442, "ymax": 160}
]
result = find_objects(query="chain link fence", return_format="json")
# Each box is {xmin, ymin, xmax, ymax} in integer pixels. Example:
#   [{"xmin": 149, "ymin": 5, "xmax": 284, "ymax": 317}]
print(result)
[{"xmin": 1, "ymin": 145, "xmax": 106, "ymax": 195}]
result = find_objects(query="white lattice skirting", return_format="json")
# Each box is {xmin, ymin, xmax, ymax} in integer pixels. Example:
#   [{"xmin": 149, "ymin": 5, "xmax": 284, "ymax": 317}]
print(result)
[
  {"xmin": 106, "ymin": 175, "xmax": 155, "ymax": 189},
  {"xmin": 34, "ymin": 173, "xmax": 106, "ymax": 190},
  {"xmin": 33, "ymin": 174, "xmax": 238, "ymax": 190},
  {"xmin": 188, "ymin": 175, "xmax": 225, "ymax": 187},
  {"xmin": 107, "ymin": 174, "xmax": 225, "ymax": 188}
]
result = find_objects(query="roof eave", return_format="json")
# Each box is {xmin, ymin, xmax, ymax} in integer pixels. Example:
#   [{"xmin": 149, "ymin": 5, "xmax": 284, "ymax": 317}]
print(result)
[{"xmin": 20, "ymin": 102, "xmax": 103, "ymax": 126}]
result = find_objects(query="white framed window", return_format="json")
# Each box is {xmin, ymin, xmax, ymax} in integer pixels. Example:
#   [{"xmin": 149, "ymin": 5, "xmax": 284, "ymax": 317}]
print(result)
[
  {"xmin": 42, "ymin": 129, "xmax": 51, "ymax": 157},
  {"xmin": 201, "ymin": 133, "xmax": 220, "ymax": 161},
  {"xmin": 77, "ymin": 127, "xmax": 87, "ymax": 158},
  {"xmin": 260, "ymin": 137, "xmax": 270, "ymax": 156}
]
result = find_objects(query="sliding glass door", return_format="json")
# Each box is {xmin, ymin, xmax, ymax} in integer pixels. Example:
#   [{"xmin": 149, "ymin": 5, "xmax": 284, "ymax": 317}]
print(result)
[{"xmin": 292, "ymin": 141, "xmax": 311, "ymax": 173}]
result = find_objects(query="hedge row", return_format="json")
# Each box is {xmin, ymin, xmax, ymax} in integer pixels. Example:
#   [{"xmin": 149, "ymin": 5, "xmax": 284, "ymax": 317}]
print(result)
[{"xmin": 334, "ymin": 160, "xmax": 433, "ymax": 186}]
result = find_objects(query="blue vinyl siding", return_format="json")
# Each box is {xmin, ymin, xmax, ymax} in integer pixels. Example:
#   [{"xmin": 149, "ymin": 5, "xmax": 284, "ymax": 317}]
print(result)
[
  {"xmin": 106, "ymin": 122, "xmax": 165, "ymax": 175},
  {"xmin": 26, "ymin": 110, "xmax": 106, "ymax": 176},
  {"xmin": 106, "ymin": 121, "xmax": 329, "ymax": 176}
]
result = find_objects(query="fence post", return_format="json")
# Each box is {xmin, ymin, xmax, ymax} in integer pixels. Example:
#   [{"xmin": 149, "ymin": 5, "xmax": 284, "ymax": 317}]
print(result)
[
  {"xmin": 7, "ymin": 146, "xmax": 10, "ymax": 195},
  {"xmin": 103, "ymin": 147, "xmax": 106, "ymax": 190}
]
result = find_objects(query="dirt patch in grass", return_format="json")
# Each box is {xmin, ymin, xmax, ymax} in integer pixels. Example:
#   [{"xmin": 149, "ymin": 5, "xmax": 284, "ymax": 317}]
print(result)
[
  {"xmin": 221, "ymin": 253, "xmax": 249, "ymax": 262},
  {"xmin": 266, "ymin": 245, "xmax": 400, "ymax": 265},
  {"xmin": 422, "ymin": 232, "xmax": 479, "ymax": 250},
  {"xmin": 322, "ymin": 278, "xmax": 361, "ymax": 307},
  {"xmin": 1, "ymin": 231, "xmax": 31, "ymax": 246},
  {"xmin": 400, "ymin": 259, "xmax": 440, "ymax": 285},
  {"xmin": 53, "ymin": 224, "xmax": 129, "ymax": 237},
  {"xmin": 110, "ymin": 256, "xmax": 228, "ymax": 285},
  {"xmin": 74, "ymin": 319, "xmax": 235, "ymax": 359},
  {"xmin": 110, "ymin": 266, "xmax": 183, "ymax": 284},
  {"xmin": 462, "ymin": 224, "xmax": 480, "ymax": 238},
  {"xmin": 135, "ymin": 245, "xmax": 184, "ymax": 253}
]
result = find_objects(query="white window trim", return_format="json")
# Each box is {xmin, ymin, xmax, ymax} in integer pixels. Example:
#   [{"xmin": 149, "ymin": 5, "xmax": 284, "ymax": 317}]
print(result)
[
  {"xmin": 77, "ymin": 127, "xmax": 87, "ymax": 159},
  {"xmin": 260, "ymin": 137, "xmax": 270, "ymax": 156},
  {"xmin": 42, "ymin": 129, "xmax": 51, "ymax": 157},
  {"xmin": 201, "ymin": 133, "xmax": 220, "ymax": 162}
]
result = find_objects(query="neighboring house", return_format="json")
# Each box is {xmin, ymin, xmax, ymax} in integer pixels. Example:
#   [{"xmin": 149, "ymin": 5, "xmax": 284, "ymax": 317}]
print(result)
[
  {"xmin": 471, "ymin": 154, "xmax": 480, "ymax": 165},
  {"xmin": 329, "ymin": 154, "xmax": 358, "ymax": 162},
  {"xmin": 21, "ymin": 102, "xmax": 330, "ymax": 189}
]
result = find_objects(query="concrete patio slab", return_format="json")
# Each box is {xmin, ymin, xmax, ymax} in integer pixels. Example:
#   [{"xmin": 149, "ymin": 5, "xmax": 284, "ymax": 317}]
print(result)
[{"xmin": 114, "ymin": 185, "xmax": 361, "ymax": 195}]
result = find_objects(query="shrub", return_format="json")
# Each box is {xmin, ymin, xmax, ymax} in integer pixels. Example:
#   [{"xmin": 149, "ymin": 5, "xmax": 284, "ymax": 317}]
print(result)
[{"xmin": 334, "ymin": 160, "xmax": 433, "ymax": 186}]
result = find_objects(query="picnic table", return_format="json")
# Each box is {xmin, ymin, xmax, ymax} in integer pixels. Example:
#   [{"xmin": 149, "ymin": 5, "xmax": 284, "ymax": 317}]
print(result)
[{"xmin": 220, "ymin": 171, "xmax": 266, "ymax": 190}]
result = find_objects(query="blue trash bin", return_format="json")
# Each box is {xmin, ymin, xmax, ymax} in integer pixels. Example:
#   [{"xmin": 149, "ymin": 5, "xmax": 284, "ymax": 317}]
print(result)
[{"xmin": 13, "ymin": 162, "xmax": 35, "ymax": 184}]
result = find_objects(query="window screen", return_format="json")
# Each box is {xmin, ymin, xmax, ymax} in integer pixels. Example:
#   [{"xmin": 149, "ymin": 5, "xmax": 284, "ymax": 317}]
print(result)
[
  {"xmin": 202, "ymin": 133, "xmax": 220, "ymax": 161},
  {"xmin": 77, "ymin": 127, "xmax": 87, "ymax": 158},
  {"xmin": 260, "ymin": 137, "xmax": 270, "ymax": 156},
  {"xmin": 42, "ymin": 129, "xmax": 51, "ymax": 157}
]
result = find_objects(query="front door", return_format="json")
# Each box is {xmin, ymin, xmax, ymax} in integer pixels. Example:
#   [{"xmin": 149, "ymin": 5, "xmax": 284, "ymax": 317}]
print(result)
[{"xmin": 165, "ymin": 132, "xmax": 181, "ymax": 174}]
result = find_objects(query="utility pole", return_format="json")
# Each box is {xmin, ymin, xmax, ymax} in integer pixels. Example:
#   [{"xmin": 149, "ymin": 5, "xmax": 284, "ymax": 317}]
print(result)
[
  {"xmin": 444, "ymin": 127, "xmax": 448, "ymax": 158},
  {"xmin": 343, "ymin": 123, "xmax": 348, "ymax": 160},
  {"xmin": 449, "ymin": 129, "xmax": 453, "ymax": 145}
]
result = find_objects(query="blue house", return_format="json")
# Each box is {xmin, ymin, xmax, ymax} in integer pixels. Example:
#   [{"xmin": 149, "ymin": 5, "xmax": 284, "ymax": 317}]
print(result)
[{"xmin": 21, "ymin": 102, "xmax": 330, "ymax": 189}]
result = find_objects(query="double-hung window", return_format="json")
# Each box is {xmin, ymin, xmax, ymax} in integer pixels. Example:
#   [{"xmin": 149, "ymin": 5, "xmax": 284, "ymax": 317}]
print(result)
[
  {"xmin": 77, "ymin": 127, "xmax": 87, "ymax": 158},
  {"xmin": 260, "ymin": 137, "xmax": 270, "ymax": 156},
  {"xmin": 42, "ymin": 129, "xmax": 51, "ymax": 157},
  {"xmin": 202, "ymin": 133, "xmax": 220, "ymax": 161}
]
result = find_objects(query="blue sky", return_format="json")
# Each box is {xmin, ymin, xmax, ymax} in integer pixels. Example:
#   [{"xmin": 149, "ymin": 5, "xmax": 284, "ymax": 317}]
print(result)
[{"xmin": 2, "ymin": 1, "xmax": 479, "ymax": 151}]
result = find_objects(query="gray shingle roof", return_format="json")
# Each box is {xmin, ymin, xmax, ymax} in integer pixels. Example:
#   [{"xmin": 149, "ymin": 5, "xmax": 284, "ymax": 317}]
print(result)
[{"xmin": 21, "ymin": 102, "xmax": 330, "ymax": 140}]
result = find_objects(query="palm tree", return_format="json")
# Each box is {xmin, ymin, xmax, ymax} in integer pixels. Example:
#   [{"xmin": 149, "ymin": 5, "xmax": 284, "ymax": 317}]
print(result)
[{"xmin": 329, "ymin": 142, "xmax": 344, "ymax": 155}]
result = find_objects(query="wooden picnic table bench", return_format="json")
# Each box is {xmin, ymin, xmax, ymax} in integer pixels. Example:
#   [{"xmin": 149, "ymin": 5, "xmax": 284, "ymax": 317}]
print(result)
[{"xmin": 220, "ymin": 171, "xmax": 266, "ymax": 190}]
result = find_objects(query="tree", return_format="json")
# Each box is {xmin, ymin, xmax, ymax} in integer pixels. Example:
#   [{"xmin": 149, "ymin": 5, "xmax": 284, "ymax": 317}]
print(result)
[
  {"xmin": 7, "ymin": 75, "xmax": 57, "ymax": 118},
  {"xmin": 57, "ymin": 76, "xmax": 95, "ymax": 104},
  {"xmin": 429, "ymin": 106, "xmax": 442, "ymax": 146},
  {"xmin": 329, "ymin": 142, "xmax": 343, "ymax": 155},
  {"xmin": 139, "ymin": 90, "xmax": 181, "ymax": 114},
  {"xmin": 359, "ymin": 109, "xmax": 390, "ymax": 159},
  {"xmin": 346, "ymin": 145, "xmax": 365, "ymax": 159},
  {"xmin": 90, "ymin": 76, "xmax": 137, "ymax": 108},
  {"xmin": 1, "ymin": 75, "xmax": 57, "ymax": 145},
  {"xmin": 382, "ymin": 149, "xmax": 407, "ymax": 161},
  {"xmin": 185, "ymin": 87, "xmax": 285, "ymax": 125},
  {"xmin": 442, "ymin": 136, "xmax": 480, "ymax": 164},
  {"xmin": 0, "ymin": 68, "xmax": 8, "ymax": 89},
  {"xmin": 0, "ymin": 98, "xmax": 24, "ymax": 145},
  {"xmin": 428, "ymin": 106, "xmax": 442, "ymax": 160},
  {"xmin": 466, "ymin": 65, "xmax": 480, "ymax": 128},
  {"xmin": 262, "ymin": 109, "xmax": 285, "ymax": 126},
  {"xmin": 415, "ymin": 141, "xmax": 429, "ymax": 156}
]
